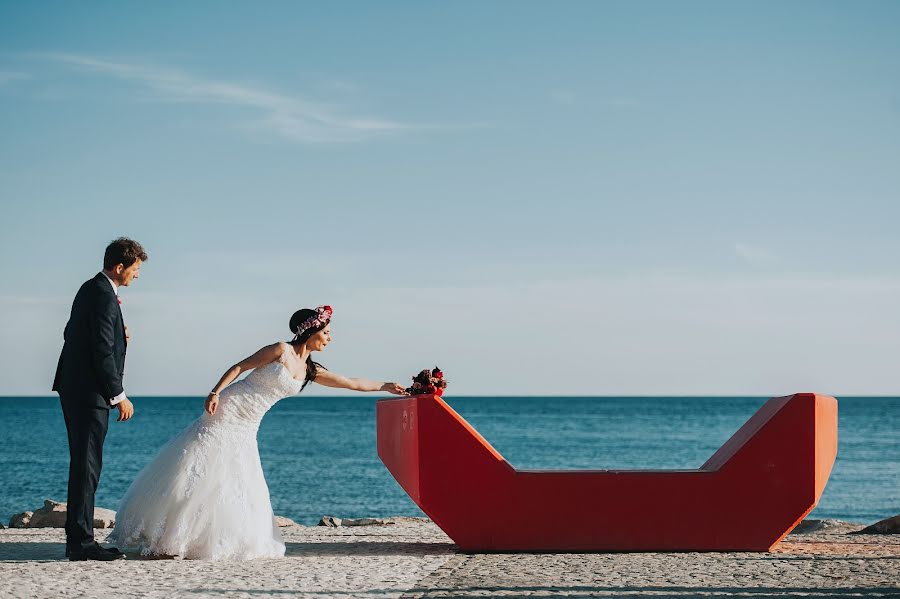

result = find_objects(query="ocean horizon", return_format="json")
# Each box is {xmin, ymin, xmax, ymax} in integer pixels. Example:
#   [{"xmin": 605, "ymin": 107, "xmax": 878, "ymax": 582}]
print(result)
[{"xmin": 1, "ymin": 395, "xmax": 897, "ymax": 527}]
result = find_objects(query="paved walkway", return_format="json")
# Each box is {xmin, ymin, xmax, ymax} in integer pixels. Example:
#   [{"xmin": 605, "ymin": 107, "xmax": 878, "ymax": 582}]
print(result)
[{"xmin": 1, "ymin": 522, "xmax": 898, "ymax": 598}]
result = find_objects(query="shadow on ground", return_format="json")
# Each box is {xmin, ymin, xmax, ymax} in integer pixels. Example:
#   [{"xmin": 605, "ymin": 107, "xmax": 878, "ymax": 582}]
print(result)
[
  {"xmin": 285, "ymin": 541, "xmax": 456, "ymax": 557},
  {"xmin": 0, "ymin": 540, "xmax": 456, "ymax": 561},
  {"xmin": 0, "ymin": 542, "xmax": 63, "ymax": 561}
]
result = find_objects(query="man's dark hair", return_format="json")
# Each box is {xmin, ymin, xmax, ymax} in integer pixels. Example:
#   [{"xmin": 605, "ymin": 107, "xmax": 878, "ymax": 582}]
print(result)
[{"xmin": 103, "ymin": 237, "xmax": 148, "ymax": 270}]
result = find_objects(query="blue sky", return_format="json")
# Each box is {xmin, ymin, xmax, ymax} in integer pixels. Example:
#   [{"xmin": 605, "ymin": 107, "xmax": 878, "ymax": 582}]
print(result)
[{"xmin": 1, "ymin": 1, "xmax": 898, "ymax": 395}]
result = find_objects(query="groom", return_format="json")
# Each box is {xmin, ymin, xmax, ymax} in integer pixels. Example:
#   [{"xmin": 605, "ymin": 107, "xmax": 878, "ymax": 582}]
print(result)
[{"xmin": 53, "ymin": 237, "xmax": 147, "ymax": 561}]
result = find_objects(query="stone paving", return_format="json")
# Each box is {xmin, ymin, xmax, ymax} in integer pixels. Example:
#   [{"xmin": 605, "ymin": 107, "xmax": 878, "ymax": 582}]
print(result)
[
  {"xmin": 406, "ymin": 533, "xmax": 900, "ymax": 598},
  {"xmin": 1, "ymin": 522, "xmax": 898, "ymax": 598}
]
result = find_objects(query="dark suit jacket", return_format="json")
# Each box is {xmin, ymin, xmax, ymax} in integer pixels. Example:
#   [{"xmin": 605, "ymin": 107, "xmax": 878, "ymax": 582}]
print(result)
[{"xmin": 53, "ymin": 273, "xmax": 127, "ymax": 409}]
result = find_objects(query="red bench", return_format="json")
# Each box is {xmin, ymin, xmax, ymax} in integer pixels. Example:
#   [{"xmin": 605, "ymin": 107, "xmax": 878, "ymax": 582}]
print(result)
[{"xmin": 376, "ymin": 393, "xmax": 837, "ymax": 552}]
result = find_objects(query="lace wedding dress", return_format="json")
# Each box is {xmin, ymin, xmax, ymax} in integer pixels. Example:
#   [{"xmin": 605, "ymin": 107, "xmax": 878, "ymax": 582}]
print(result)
[{"xmin": 108, "ymin": 357, "xmax": 304, "ymax": 560}]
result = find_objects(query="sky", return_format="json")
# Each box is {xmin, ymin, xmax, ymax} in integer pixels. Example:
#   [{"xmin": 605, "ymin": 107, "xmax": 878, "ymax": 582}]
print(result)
[{"xmin": 1, "ymin": 1, "xmax": 898, "ymax": 396}]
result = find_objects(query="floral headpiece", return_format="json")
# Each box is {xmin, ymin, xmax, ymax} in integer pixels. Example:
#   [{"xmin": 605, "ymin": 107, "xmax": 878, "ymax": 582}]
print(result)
[{"xmin": 293, "ymin": 305, "xmax": 333, "ymax": 340}]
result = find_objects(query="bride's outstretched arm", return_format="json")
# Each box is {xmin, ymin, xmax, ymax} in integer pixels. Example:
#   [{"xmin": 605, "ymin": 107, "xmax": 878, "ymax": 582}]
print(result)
[
  {"xmin": 314, "ymin": 369, "xmax": 405, "ymax": 394},
  {"xmin": 205, "ymin": 343, "xmax": 285, "ymax": 414}
]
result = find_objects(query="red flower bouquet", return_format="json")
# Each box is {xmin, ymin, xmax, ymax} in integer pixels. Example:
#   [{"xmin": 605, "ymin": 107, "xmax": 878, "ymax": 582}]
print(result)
[{"xmin": 406, "ymin": 366, "xmax": 448, "ymax": 397}]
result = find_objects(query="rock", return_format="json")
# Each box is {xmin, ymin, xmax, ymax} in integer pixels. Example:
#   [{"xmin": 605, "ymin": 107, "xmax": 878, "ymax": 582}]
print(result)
[
  {"xmin": 318, "ymin": 515, "xmax": 342, "ymax": 527},
  {"xmin": 92, "ymin": 506, "xmax": 117, "ymax": 529},
  {"xmin": 24, "ymin": 500, "xmax": 66, "ymax": 527},
  {"xmin": 386, "ymin": 516, "xmax": 431, "ymax": 524},
  {"xmin": 9, "ymin": 500, "xmax": 115, "ymax": 529},
  {"xmin": 9, "ymin": 511, "xmax": 33, "ymax": 528},
  {"xmin": 316, "ymin": 515, "xmax": 426, "ymax": 527},
  {"xmin": 273, "ymin": 515, "xmax": 300, "ymax": 527},
  {"xmin": 341, "ymin": 518, "xmax": 393, "ymax": 527},
  {"xmin": 789, "ymin": 519, "xmax": 862, "ymax": 534},
  {"xmin": 857, "ymin": 514, "xmax": 900, "ymax": 534}
]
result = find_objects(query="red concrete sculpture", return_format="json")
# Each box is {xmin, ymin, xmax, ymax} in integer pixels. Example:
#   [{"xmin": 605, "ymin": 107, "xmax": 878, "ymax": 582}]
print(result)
[{"xmin": 376, "ymin": 393, "xmax": 837, "ymax": 552}]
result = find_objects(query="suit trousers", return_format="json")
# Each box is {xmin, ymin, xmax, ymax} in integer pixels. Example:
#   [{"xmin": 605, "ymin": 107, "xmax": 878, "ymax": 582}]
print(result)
[{"xmin": 60, "ymin": 395, "xmax": 109, "ymax": 550}]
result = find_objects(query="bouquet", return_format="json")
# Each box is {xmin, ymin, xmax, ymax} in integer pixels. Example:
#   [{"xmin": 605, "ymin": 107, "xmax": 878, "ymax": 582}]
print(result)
[{"xmin": 406, "ymin": 366, "xmax": 448, "ymax": 397}]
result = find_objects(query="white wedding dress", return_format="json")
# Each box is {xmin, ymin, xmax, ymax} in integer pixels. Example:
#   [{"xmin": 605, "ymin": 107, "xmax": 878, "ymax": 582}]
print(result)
[{"xmin": 108, "ymin": 357, "xmax": 304, "ymax": 560}]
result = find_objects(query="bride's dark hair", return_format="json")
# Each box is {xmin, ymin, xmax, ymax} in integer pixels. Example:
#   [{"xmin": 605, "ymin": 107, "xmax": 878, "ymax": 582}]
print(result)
[{"xmin": 288, "ymin": 309, "xmax": 328, "ymax": 392}]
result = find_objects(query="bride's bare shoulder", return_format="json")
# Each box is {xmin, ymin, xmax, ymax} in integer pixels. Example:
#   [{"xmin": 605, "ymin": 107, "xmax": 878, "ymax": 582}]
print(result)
[
  {"xmin": 271, "ymin": 341, "xmax": 297, "ymax": 363},
  {"xmin": 257, "ymin": 342, "xmax": 288, "ymax": 359},
  {"xmin": 235, "ymin": 342, "xmax": 286, "ymax": 370}
]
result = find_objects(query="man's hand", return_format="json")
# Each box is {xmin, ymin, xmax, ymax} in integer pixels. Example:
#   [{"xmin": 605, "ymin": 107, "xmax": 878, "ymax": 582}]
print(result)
[
  {"xmin": 124, "ymin": 325, "xmax": 131, "ymax": 345},
  {"xmin": 116, "ymin": 398, "xmax": 135, "ymax": 422}
]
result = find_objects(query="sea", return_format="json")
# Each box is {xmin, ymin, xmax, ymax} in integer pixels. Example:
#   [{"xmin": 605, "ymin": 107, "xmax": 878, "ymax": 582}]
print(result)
[{"xmin": 1, "ymin": 396, "xmax": 897, "ymax": 527}]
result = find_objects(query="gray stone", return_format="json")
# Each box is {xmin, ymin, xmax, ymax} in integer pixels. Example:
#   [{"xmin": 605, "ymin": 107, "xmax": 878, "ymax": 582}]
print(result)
[
  {"xmin": 386, "ymin": 516, "xmax": 431, "ymax": 524},
  {"xmin": 315, "ymin": 515, "xmax": 428, "ymax": 527},
  {"xmin": 10, "ymin": 500, "xmax": 115, "ymax": 529},
  {"xmin": 857, "ymin": 514, "xmax": 900, "ymax": 534},
  {"xmin": 91, "ymin": 506, "xmax": 117, "ymax": 529},
  {"xmin": 9, "ymin": 511, "xmax": 33, "ymax": 528},
  {"xmin": 318, "ymin": 515, "xmax": 342, "ymax": 527},
  {"xmin": 789, "ymin": 519, "xmax": 862, "ymax": 534},
  {"xmin": 273, "ymin": 515, "xmax": 301, "ymax": 527},
  {"xmin": 342, "ymin": 518, "xmax": 393, "ymax": 527}
]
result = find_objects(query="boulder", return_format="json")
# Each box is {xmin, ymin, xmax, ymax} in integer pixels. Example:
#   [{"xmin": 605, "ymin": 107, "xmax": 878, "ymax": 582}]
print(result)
[
  {"xmin": 9, "ymin": 500, "xmax": 115, "ymax": 529},
  {"xmin": 317, "ymin": 515, "xmax": 425, "ymax": 527},
  {"xmin": 318, "ymin": 515, "xmax": 342, "ymax": 527},
  {"xmin": 384, "ymin": 516, "xmax": 431, "ymax": 524},
  {"xmin": 789, "ymin": 519, "xmax": 862, "ymax": 534},
  {"xmin": 857, "ymin": 514, "xmax": 900, "ymax": 534},
  {"xmin": 9, "ymin": 511, "xmax": 33, "ymax": 528},
  {"xmin": 91, "ymin": 505, "xmax": 117, "ymax": 529},
  {"xmin": 273, "ymin": 515, "xmax": 300, "ymax": 527},
  {"xmin": 342, "ymin": 518, "xmax": 393, "ymax": 527}
]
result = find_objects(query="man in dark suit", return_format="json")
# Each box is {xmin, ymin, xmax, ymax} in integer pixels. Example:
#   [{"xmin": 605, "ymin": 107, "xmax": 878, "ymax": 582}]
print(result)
[{"xmin": 53, "ymin": 237, "xmax": 147, "ymax": 561}]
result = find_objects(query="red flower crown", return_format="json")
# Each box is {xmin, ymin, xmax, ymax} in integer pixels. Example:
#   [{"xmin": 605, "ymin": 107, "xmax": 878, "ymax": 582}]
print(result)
[{"xmin": 293, "ymin": 305, "xmax": 332, "ymax": 339}]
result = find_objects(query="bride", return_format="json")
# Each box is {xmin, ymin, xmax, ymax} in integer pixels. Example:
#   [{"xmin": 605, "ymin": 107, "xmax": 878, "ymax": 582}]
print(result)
[{"xmin": 107, "ymin": 305, "xmax": 405, "ymax": 560}]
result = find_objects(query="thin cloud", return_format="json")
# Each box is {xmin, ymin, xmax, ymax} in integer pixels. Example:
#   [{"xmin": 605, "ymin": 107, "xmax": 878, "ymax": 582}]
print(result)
[{"xmin": 41, "ymin": 53, "xmax": 415, "ymax": 143}]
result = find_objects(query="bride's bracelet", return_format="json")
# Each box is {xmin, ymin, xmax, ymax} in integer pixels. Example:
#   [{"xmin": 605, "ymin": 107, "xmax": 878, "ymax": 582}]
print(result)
[{"xmin": 208, "ymin": 391, "xmax": 220, "ymax": 397}]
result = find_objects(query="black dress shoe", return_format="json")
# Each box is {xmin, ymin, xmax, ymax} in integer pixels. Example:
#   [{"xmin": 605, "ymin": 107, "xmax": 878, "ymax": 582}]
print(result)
[
  {"xmin": 65, "ymin": 541, "xmax": 122, "ymax": 558},
  {"xmin": 68, "ymin": 544, "xmax": 126, "ymax": 561},
  {"xmin": 65, "ymin": 543, "xmax": 92, "ymax": 558}
]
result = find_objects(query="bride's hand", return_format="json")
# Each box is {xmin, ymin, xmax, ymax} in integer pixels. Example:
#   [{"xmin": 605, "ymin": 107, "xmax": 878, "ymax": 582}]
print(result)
[
  {"xmin": 205, "ymin": 393, "xmax": 219, "ymax": 415},
  {"xmin": 380, "ymin": 382, "xmax": 406, "ymax": 395}
]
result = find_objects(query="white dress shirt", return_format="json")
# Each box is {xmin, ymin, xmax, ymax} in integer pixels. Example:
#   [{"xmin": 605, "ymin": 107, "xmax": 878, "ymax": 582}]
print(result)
[{"xmin": 100, "ymin": 272, "xmax": 127, "ymax": 407}]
